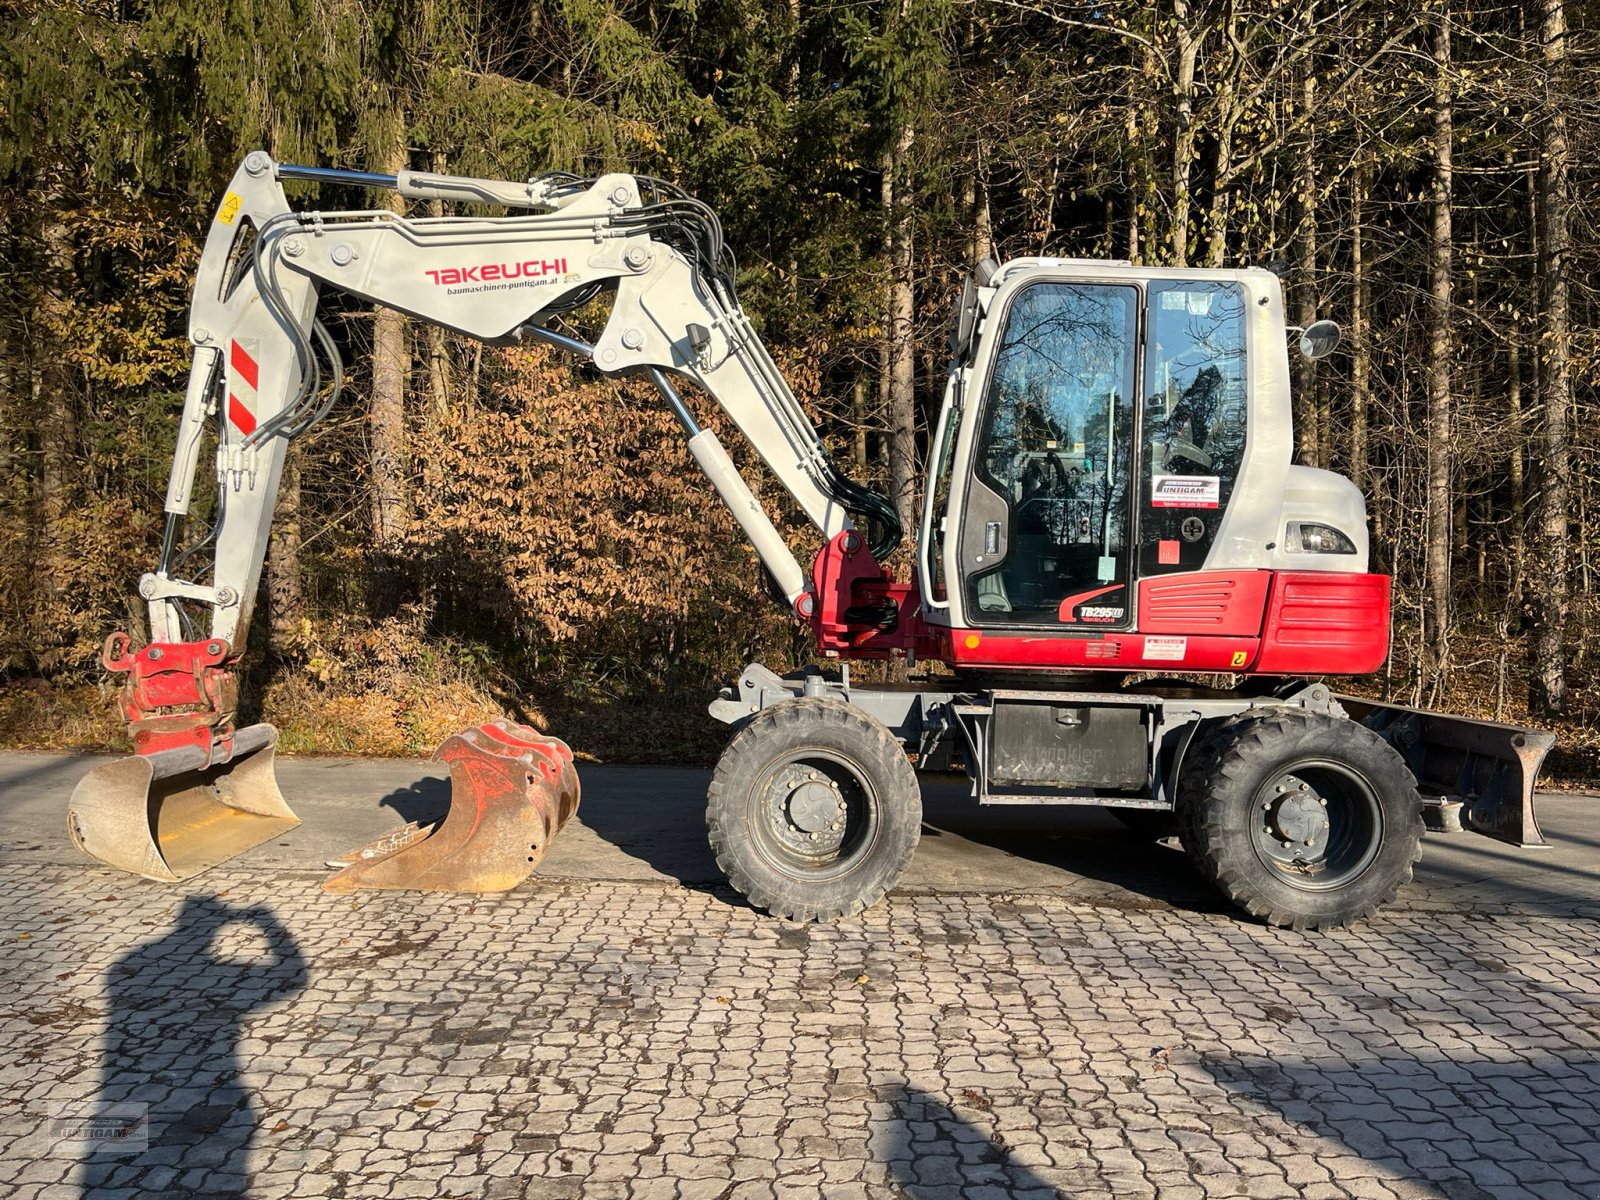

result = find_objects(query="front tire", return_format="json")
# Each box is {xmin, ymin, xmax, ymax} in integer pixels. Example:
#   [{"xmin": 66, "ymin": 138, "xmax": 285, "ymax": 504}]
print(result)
[
  {"xmin": 707, "ymin": 697, "xmax": 921, "ymax": 922},
  {"xmin": 1177, "ymin": 708, "xmax": 1424, "ymax": 931}
]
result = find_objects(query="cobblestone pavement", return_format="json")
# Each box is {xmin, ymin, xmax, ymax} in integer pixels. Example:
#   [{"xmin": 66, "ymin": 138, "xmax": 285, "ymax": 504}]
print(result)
[{"xmin": 4, "ymin": 864, "xmax": 1600, "ymax": 1200}]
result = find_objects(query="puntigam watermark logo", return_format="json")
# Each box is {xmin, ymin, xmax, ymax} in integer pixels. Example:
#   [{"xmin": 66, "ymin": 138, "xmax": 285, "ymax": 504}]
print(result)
[{"xmin": 47, "ymin": 1103, "xmax": 149, "ymax": 1154}]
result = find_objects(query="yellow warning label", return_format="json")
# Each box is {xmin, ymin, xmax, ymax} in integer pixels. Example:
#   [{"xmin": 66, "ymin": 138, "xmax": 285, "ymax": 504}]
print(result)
[
  {"xmin": 217, "ymin": 192, "xmax": 242, "ymax": 225},
  {"xmin": 1231, "ymin": 650, "xmax": 1249, "ymax": 667}
]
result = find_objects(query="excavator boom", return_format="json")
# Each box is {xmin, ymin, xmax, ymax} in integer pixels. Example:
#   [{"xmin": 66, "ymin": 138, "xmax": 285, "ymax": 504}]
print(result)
[{"xmin": 71, "ymin": 150, "xmax": 901, "ymax": 885}]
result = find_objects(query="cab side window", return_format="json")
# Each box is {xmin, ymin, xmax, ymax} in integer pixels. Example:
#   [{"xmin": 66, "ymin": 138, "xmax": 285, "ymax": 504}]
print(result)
[{"xmin": 1140, "ymin": 282, "xmax": 1248, "ymax": 575}]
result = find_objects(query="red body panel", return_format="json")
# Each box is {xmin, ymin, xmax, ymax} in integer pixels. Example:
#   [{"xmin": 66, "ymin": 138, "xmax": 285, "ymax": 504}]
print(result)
[
  {"xmin": 1254, "ymin": 571, "xmax": 1391, "ymax": 675},
  {"xmin": 810, "ymin": 545, "xmax": 1391, "ymax": 678},
  {"xmin": 1137, "ymin": 571, "xmax": 1273, "ymax": 636},
  {"xmin": 944, "ymin": 629, "xmax": 1260, "ymax": 672}
]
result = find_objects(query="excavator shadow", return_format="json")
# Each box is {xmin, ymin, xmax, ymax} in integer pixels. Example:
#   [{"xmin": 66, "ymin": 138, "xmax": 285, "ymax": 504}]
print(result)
[
  {"xmin": 522, "ymin": 765, "xmax": 1227, "ymax": 916},
  {"xmin": 916, "ymin": 780, "xmax": 1229, "ymax": 915}
]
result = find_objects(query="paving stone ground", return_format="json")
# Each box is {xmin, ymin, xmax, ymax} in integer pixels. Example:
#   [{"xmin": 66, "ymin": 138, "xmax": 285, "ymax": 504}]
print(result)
[{"xmin": 4, "ymin": 862, "xmax": 1600, "ymax": 1200}]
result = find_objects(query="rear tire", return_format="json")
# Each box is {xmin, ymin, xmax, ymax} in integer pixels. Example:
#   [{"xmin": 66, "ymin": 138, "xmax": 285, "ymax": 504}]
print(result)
[
  {"xmin": 707, "ymin": 697, "xmax": 921, "ymax": 922},
  {"xmin": 1177, "ymin": 708, "xmax": 1423, "ymax": 931}
]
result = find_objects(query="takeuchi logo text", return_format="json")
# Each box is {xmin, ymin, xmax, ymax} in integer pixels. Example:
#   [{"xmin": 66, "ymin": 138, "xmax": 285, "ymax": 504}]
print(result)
[{"xmin": 425, "ymin": 258, "xmax": 569, "ymax": 286}]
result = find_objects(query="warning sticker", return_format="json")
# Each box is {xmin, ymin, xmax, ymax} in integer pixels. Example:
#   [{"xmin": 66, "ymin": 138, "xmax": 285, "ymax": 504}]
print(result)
[
  {"xmin": 1144, "ymin": 636, "xmax": 1187, "ymax": 662},
  {"xmin": 217, "ymin": 192, "xmax": 242, "ymax": 226},
  {"xmin": 1152, "ymin": 475, "xmax": 1220, "ymax": 509}
]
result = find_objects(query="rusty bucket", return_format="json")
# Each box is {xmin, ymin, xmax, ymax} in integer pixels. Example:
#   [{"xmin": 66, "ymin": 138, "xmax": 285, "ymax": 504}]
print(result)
[
  {"xmin": 323, "ymin": 719, "xmax": 580, "ymax": 893},
  {"xmin": 68, "ymin": 723, "xmax": 299, "ymax": 882}
]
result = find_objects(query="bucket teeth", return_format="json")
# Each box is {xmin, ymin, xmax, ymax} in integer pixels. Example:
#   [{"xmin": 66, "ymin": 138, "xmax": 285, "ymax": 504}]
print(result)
[{"xmin": 323, "ymin": 719, "xmax": 580, "ymax": 893}]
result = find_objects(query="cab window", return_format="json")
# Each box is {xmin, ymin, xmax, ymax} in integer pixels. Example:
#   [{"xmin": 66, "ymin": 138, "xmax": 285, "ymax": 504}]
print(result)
[
  {"xmin": 964, "ymin": 282, "xmax": 1139, "ymax": 626},
  {"xmin": 1140, "ymin": 282, "xmax": 1249, "ymax": 575}
]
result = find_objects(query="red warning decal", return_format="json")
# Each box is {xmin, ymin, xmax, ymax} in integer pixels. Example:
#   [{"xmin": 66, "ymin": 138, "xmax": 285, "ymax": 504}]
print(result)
[{"xmin": 228, "ymin": 340, "xmax": 258, "ymax": 435}]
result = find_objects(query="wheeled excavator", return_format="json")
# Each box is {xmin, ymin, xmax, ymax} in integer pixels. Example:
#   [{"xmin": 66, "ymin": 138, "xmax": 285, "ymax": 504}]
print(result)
[{"xmin": 68, "ymin": 151, "xmax": 1555, "ymax": 928}]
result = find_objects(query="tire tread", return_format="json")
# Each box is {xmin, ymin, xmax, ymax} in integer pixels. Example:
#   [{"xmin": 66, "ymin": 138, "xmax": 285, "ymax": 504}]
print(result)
[
  {"xmin": 706, "ymin": 697, "xmax": 920, "ymax": 923},
  {"xmin": 1176, "ymin": 707, "xmax": 1424, "ymax": 931}
]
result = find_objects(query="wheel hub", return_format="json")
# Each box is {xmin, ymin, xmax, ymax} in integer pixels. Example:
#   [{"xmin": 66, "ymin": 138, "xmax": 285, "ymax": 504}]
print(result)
[
  {"xmin": 1264, "ymin": 776, "xmax": 1330, "ymax": 855},
  {"xmin": 762, "ymin": 765, "xmax": 848, "ymax": 858},
  {"xmin": 788, "ymin": 780, "xmax": 844, "ymax": 833}
]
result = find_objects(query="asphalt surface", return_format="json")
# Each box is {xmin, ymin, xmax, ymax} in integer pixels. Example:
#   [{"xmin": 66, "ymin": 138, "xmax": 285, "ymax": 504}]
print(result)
[{"xmin": 3, "ymin": 751, "xmax": 1596, "ymax": 917}]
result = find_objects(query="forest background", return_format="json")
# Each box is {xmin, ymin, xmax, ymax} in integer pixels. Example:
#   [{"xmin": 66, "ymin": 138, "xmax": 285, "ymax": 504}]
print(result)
[{"xmin": 3, "ymin": 0, "xmax": 1597, "ymax": 779}]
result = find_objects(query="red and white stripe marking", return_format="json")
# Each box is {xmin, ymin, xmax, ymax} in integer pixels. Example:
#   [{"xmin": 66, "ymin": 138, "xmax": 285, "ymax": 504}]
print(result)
[{"xmin": 228, "ymin": 340, "xmax": 259, "ymax": 436}]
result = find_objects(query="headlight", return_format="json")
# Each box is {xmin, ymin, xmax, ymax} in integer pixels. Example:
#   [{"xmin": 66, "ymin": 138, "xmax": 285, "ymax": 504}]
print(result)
[{"xmin": 1286, "ymin": 522, "xmax": 1357, "ymax": 554}]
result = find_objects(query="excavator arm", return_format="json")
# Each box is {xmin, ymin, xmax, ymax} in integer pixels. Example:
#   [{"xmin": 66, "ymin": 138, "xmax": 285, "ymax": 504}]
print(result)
[
  {"xmin": 70, "ymin": 151, "xmax": 911, "ymax": 886},
  {"xmin": 152, "ymin": 150, "xmax": 898, "ymax": 661}
]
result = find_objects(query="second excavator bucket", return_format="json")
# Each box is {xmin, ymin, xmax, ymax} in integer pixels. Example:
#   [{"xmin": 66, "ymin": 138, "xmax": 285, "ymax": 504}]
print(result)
[
  {"xmin": 67, "ymin": 724, "xmax": 299, "ymax": 882},
  {"xmin": 323, "ymin": 719, "xmax": 580, "ymax": 893}
]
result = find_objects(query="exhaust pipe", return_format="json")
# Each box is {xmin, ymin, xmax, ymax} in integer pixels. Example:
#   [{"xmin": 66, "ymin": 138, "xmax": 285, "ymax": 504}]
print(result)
[{"xmin": 68, "ymin": 723, "xmax": 300, "ymax": 881}]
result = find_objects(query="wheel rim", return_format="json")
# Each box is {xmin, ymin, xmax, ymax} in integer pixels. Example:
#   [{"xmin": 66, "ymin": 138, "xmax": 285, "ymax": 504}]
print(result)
[
  {"xmin": 748, "ymin": 748, "xmax": 881, "ymax": 883},
  {"xmin": 1248, "ymin": 758, "xmax": 1383, "ymax": 891}
]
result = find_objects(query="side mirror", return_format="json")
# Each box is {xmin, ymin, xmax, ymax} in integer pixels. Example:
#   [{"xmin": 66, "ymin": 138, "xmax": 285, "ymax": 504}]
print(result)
[
  {"xmin": 950, "ymin": 276, "xmax": 981, "ymax": 359},
  {"xmin": 1299, "ymin": 319, "xmax": 1341, "ymax": 361}
]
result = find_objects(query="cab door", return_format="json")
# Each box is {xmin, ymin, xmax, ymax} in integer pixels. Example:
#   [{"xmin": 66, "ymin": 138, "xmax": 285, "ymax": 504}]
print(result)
[{"xmin": 955, "ymin": 280, "xmax": 1141, "ymax": 630}]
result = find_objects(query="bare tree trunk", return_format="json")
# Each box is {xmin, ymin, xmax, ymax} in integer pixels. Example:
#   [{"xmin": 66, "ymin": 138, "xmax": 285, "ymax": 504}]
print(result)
[
  {"xmin": 1508, "ymin": 339, "xmax": 1525, "ymax": 608},
  {"xmin": 1126, "ymin": 104, "xmax": 1142, "ymax": 264},
  {"xmin": 1294, "ymin": 70, "xmax": 1320, "ymax": 466},
  {"xmin": 1533, "ymin": 0, "xmax": 1572, "ymax": 715},
  {"xmin": 35, "ymin": 198, "xmax": 76, "ymax": 570},
  {"xmin": 1349, "ymin": 160, "xmax": 1370, "ymax": 495},
  {"xmin": 882, "ymin": 128, "xmax": 918, "ymax": 537},
  {"xmin": 424, "ymin": 150, "xmax": 452, "ymax": 423},
  {"xmin": 1127, "ymin": 38, "xmax": 1159, "ymax": 265},
  {"xmin": 962, "ymin": 138, "xmax": 994, "ymax": 265},
  {"xmin": 852, "ymin": 376, "xmax": 869, "ymax": 471},
  {"xmin": 1420, "ymin": 12, "xmax": 1455, "ymax": 694},
  {"xmin": 370, "ymin": 127, "xmax": 411, "ymax": 609},
  {"xmin": 1169, "ymin": 0, "xmax": 1200, "ymax": 267}
]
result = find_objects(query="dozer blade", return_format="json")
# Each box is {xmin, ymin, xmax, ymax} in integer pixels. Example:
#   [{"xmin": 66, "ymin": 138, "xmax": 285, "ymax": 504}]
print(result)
[
  {"xmin": 67, "ymin": 724, "xmax": 299, "ymax": 882},
  {"xmin": 1338, "ymin": 696, "xmax": 1555, "ymax": 848},
  {"xmin": 323, "ymin": 719, "xmax": 579, "ymax": 893}
]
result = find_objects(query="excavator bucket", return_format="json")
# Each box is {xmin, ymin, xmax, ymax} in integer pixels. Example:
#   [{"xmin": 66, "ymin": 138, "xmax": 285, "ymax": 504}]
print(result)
[
  {"xmin": 67, "ymin": 724, "xmax": 299, "ymax": 882},
  {"xmin": 323, "ymin": 719, "xmax": 580, "ymax": 893}
]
